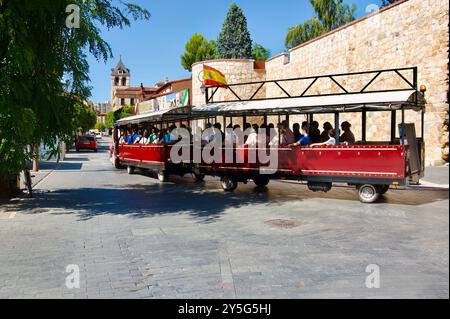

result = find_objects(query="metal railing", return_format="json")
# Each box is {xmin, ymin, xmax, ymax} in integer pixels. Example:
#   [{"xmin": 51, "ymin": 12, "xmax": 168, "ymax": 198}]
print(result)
[{"xmin": 205, "ymin": 67, "xmax": 418, "ymax": 104}]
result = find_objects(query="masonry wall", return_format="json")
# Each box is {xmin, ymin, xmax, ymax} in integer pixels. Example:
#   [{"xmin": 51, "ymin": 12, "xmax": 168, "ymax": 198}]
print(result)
[{"xmin": 265, "ymin": 0, "xmax": 449, "ymax": 165}]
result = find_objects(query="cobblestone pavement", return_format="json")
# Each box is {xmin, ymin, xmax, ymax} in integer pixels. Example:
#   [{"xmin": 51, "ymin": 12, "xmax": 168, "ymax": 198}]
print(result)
[{"xmin": 0, "ymin": 139, "xmax": 448, "ymax": 299}]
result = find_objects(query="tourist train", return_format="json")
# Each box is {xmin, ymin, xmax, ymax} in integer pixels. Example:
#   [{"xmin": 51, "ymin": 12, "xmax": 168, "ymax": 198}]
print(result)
[{"xmin": 112, "ymin": 67, "xmax": 426, "ymax": 203}]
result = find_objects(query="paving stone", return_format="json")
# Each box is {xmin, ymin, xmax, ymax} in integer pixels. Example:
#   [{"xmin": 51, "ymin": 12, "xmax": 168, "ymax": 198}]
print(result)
[{"xmin": 0, "ymin": 139, "xmax": 448, "ymax": 298}]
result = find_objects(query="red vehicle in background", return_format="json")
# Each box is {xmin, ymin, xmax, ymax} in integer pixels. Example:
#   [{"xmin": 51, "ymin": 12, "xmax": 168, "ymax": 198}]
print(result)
[{"xmin": 75, "ymin": 135, "xmax": 98, "ymax": 152}]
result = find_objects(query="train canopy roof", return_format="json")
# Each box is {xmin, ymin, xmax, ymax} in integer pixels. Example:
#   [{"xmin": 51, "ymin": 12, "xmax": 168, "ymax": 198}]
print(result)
[
  {"xmin": 115, "ymin": 106, "xmax": 191, "ymax": 126},
  {"xmin": 192, "ymin": 90, "xmax": 426, "ymax": 116}
]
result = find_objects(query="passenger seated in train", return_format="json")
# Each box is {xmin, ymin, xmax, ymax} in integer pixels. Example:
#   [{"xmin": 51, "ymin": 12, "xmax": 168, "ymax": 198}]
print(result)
[
  {"xmin": 288, "ymin": 124, "xmax": 312, "ymax": 147},
  {"xmin": 157, "ymin": 129, "xmax": 168, "ymax": 143},
  {"xmin": 225, "ymin": 124, "xmax": 234, "ymax": 145},
  {"xmin": 260, "ymin": 123, "xmax": 270, "ymax": 146},
  {"xmin": 244, "ymin": 124, "xmax": 259, "ymax": 146},
  {"xmin": 293, "ymin": 123, "xmax": 301, "ymax": 141},
  {"xmin": 213, "ymin": 123, "xmax": 225, "ymax": 142},
  {"xmin": 311, "ymin": 129, "xmax": 336, "ymax": 146},
  {"xmin": 320, "ymin": 122, "xmax": 333, "ymax": 142},
  {"xmin": 232, "ymin": 124, "xmax": 243, "ymax": 145},
  {"xmin": 138, "ymin": 129, "xmax": 150, "ymax": 144},
  {"xmin": 309, "ymin": 121, "xmax": 322, "ymax": 144},
  {"xmin": 340, "ymin": 121, "xmax": 356, "ymax": 145},
  {"xmin": 281, "ymin": 120, "xmax": 296, "ymax": 144},
  {"xmin": 148, "ymin": 128, "xmax": 159, "ymax": 144},
  {"xmin": 119, "ymin": 129, "xmax": 128, "ymax": 144},
  {"xmin": 165, "ymin": 125, "xmax": 178, "ymax": 143},
  {"xmin": 127, "ymin": 128, "xmax": 141, "ymax": 144},
  {"xmin": 203, "ymin": 123, "xmax": 214, "ymax": 143}
]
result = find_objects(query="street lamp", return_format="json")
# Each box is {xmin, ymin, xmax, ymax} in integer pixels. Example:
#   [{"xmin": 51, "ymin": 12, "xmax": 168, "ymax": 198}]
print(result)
[{"xmin": 198, "ymin": 69, "xmax": 205, "ymax": 95}]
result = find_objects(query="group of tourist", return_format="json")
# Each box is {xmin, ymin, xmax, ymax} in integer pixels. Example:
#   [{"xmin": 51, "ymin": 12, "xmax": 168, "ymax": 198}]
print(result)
[
  {"xmin": 118, "ymin": 126, "xmax": 179, "ymax": 145},
  {"xmin": 287, "ymin": 120, "xmax": 356, "ymax": 147},
  {"xmin": 118, "ymin": 119, "xmax": 356, "ymax": 147}
]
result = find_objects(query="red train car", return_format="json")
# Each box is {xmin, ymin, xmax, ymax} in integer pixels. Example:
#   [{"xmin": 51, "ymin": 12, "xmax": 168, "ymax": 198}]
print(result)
[
  {"xmin": 191, "ymin": 67, "xmax": 426, "ymax": 203},
  {"xmin": 113, "ymin": 107, "xmax": 193, "ymax": 182}
]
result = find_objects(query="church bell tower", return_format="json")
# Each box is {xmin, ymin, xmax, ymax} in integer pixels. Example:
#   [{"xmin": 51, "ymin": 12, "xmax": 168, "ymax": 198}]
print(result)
[{"xmin": 111, "ymin": 56, "xmax": 131, "ymax": 105}]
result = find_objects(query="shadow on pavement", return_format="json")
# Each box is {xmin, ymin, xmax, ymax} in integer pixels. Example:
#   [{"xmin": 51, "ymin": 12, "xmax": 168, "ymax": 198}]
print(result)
[
  {"xmin": 11, "ymin": 174, "xmax": 449, "ymax": 222},
  {"xmin": 37, "ymin": 161, "xmax": 83, "ymax": 171},
  {"xmin": 15, "ymin": 182, "xmax": 281, "ymax": 223}
]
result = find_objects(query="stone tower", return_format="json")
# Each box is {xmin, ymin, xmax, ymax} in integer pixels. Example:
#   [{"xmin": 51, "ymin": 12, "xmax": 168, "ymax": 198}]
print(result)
[{"xmin": 111, "ymin": 56, "xmax": 130, "ymax": 103}]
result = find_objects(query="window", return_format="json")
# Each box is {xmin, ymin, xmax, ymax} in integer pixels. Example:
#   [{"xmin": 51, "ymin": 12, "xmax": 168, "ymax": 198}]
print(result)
[
  {"xmin": 115, "ymin": 77, "xmax": 119, "ymax": 86},
  {"xmin": 121, "ymin": 98, "xmax": 125, "ymax": 106},
  {"xmin": 130, "ymin": 98, "xmax": 135, "ymax": 106},
  {"xmin": 122, "ymin": 77, "xmax": 126, "ymax": 86}
]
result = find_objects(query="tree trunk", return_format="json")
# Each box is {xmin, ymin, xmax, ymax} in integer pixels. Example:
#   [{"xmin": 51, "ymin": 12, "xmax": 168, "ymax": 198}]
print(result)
[
  {"xmin": 0, "ymin": 173, "xmax": 20, "ymax": 199},
  {"xmin": 32, "ymin": 144, "xmax": 39, "ymax": 172}
]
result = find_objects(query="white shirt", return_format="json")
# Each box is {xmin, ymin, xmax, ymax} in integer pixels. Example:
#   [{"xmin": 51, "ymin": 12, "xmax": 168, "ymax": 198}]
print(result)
[
  {"xmin": 245, "ymin": 132, "xmax": 258, "ymax": 146},
  {"xmin": 324, "ymin": 137, "xmax": 336, "ymax": 146}
]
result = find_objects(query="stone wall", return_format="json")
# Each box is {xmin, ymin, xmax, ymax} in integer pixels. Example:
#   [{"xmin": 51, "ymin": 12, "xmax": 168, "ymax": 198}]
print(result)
[
  {"xmin": 192, "ymin": 59, "xmax": 266, "ymax": 107},
  {"xmin": 191, "ymin": 0, "xmax": 449, "ymax": 165},
  {"xmin": 265, "ymin": 0, "xmax": 449, "ymax": 165}
]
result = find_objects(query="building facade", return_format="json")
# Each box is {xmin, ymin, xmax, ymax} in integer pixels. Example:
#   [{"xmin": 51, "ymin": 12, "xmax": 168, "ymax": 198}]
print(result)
[
  {"xmin": 110, "ymin": 58, "xmax": 158, "ymax": 111},
  {"xmin": 93, "ymin": 102, "xmax": 112, "ymax": 124},
  {"xmin": 137, "ymin": 78, "xmax": 192, "ymax": 114}
]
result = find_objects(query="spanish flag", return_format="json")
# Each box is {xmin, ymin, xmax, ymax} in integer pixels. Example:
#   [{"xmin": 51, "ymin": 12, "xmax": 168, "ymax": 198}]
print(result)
[{"xmin": 203, "ymin": 65, "xmax": 227, "ymax": 87}]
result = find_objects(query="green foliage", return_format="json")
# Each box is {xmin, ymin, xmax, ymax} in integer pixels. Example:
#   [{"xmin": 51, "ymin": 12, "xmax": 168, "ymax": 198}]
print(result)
[
  {"xmin": 216, "ymin": 3, "xmax": 253, "ymax": 59},
  {"xmin": 73, "ymin": 103, "xmax": 97, "ymax": 132},
  {"xmin": 181, "ymin": 34, "xmax": 217, "ymax": 72},
  {"xmin": 252, "ymin": 43, "xmax": 270, "ymax": 61},
  {"xmin": 105, "ymin": 111, "xmax": 116, "ymax": 129},
  {"xmin": 285, "ymin": 0, "xmax": 355, "ymax": 49},
  {"xmin": 0, "ymin": 107, "xmax": 36, "ymax": 173},
  {"xmin": 285, "ymin": 17, "xmax": 326, "ymax": 49},
  {"xmin": 105, "ymin": 106, "xmax": 134, "ymax": 129},
  {"xmin": 95, "ymin": 122, "xmax": 107, "ymax": 131},
  {"xmin": 0, "ymin": 0, "xmax": 149, "ymax": 174}
]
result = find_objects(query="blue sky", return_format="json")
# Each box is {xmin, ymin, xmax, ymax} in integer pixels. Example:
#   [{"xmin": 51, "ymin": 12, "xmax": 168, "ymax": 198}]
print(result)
[{"xmin": 87, "ymin": 0, "xmax": 383, "ymax": 103}]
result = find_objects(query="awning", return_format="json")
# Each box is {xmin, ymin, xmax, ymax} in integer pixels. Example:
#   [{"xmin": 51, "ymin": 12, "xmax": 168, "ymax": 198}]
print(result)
[
  {"xmin": 115, "ymin": 106, "xmax": 191, "ymax": 126},
  {"xmin": 192, "ymin": 90, "xmax": 426, "ymax": 116}
]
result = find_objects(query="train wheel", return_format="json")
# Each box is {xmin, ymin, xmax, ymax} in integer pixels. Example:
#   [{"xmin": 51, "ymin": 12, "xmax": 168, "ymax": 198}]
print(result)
[
  {"xmin": 253, "ymin": 176, "xmax": 270, "ymax": 187},
  {"xmin": 357, "ymin": 184, "xmax": 380, "ymax": 203},
  {"xmin": 221, "ymin": 176, "xmax": 237, "ymax": 192},
  {"xmin": 157, "ymin": 170, "xmax": 167, "ymax": 182},
  {"xmin": 377, "ymin": 185, "xmax": 390, "ymax": 195},
  {"xmin": 114, "ymin": 156, "xmax": 123, "ymax": 169},
  {"xmin": 127, "ymin": 166, "xmax": 135, "ymax": 175}
]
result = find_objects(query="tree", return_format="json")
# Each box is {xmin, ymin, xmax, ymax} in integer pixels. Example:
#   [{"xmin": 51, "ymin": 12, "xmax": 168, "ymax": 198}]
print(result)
[
  {"xmin": 105, "ymin": 106, "xmax": 134, "ymax": 129},
  {"xmin": 181, "ymin": 34, "xmax": 217, "ymax": 72},
  {"xmin": 216, "ymin": 3, "xmax": 253, "ymax": 59},
  {"xmin": 252, "ymin": 43, "xmax": 270, "ymax": 61},
  {"xmin": 95, "ymin": 122, "xmax": 107, "ymax": 131},
  {"xmin": 381, "ymin": 0, "xmax": 400, "ymax": 7},
  {"xmin": 0, "ymin": 1, "xmax": 150, "ymax": 176},
  {"xmin": 285, "ymin": 0, "xmax": 355, "ymax": 49},
  {"xmin": 285, "ymin": 17, "xmax": 326, "ymax": 49},
  {"xmin": 73, "ymin": 103, "xmax": 97, "ymax": 133}
]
